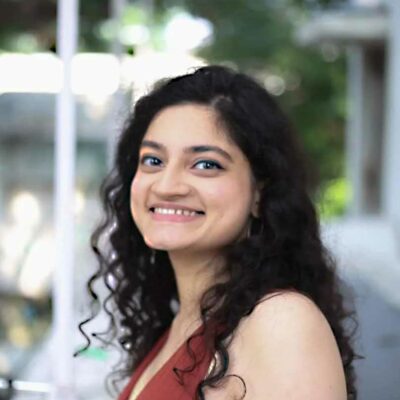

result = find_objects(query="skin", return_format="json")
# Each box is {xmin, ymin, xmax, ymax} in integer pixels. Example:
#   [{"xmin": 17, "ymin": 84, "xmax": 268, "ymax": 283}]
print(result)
[
  {"xmin": 130, "ymin": 103, "xmax": 260, "ymax": 322},
  {"xmin": 128, "ymin": 104, "xmax": 347, "ymax": 399},
  {"xmin": 204, "ymin": 291, "xmax": 348, "ymax": 400}
]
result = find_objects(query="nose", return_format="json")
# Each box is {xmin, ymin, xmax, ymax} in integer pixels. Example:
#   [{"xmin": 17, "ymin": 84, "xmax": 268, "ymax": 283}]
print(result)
[{"xmin": 151, "ymin": 163, "xmax": 191, "ymax": 198}]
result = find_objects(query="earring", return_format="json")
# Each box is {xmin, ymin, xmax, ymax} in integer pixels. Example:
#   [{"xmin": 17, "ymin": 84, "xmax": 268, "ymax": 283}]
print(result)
[
  {"xmin": 150, "ymin": 249, "xmax": 156, "ymax": 265},
  {"xmin": 246, "ymin": 219, "xmax": 252, "ymax": 239},
  {"xmin": 246, "ymin": 216, "xmax": 264, "ymax": 238}
]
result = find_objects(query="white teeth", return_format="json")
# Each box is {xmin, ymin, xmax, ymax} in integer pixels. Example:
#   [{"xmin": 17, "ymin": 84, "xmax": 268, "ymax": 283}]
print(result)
[{"xmin": 153, "ymin": 207, "xmax": 200, "ymax": 216}]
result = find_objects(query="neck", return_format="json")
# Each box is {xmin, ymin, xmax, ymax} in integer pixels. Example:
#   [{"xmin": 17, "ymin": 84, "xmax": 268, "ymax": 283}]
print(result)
[{"xmin": 168, "ymin": 250, "xmax": 225, "ymax": 326}]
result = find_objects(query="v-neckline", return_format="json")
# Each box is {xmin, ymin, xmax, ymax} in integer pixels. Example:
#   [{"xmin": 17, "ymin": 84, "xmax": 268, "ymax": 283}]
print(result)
[
  {"xmin": 129, "ymin": 322, "xmax": 204, "ymax": 400},
  {"xmin": 128, "ymin": 327, "xmax": 171, "ymax": 400}
]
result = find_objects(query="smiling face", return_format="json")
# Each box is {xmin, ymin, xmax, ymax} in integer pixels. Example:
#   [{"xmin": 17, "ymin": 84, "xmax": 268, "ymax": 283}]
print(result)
[{"xmin": 130, "ymin": 103, "xmax": 260, "ymax": 256}]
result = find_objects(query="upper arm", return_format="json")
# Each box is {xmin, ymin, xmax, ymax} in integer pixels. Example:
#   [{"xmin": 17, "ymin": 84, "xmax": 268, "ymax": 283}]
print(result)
[{"xmin": 226, "ymin": 291, "xmax": 347, "ymax": 400}]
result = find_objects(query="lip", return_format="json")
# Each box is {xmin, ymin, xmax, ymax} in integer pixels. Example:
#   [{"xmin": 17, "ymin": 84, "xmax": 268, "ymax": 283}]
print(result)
[{"xmin": 150, "ymin": 210, "xmax": 204, "ymax": 223}]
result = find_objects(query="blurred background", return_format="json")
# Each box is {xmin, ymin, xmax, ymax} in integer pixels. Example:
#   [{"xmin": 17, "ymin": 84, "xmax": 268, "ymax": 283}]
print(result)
[{"xmin": 0, "ymin": 0, "xmax": 399, "ymax": 399}]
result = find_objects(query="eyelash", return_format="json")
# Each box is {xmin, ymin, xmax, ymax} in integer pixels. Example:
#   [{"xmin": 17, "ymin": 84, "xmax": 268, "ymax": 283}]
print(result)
[
  {"xmin": 195, "ymin": 160, "xmax": 223, "ymax": 170},
  {"xmin": 140, "ymin": 156, "xmax": 162, "ymax": 167},
  {"xmin": 139, "ymin": 155, "xmax": 223, "ymax": 170}
]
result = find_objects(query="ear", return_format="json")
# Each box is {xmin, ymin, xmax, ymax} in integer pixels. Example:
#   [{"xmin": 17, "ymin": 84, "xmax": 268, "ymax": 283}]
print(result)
[{"xmin": 251, "ymin": 182, "xmax": 263, "ymax": 218}]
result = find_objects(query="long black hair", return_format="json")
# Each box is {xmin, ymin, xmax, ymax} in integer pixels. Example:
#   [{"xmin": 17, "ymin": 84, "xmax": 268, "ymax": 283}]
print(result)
[{"xmin": 78, "ymin": 65, "xmax": 361, "ymax": 399}]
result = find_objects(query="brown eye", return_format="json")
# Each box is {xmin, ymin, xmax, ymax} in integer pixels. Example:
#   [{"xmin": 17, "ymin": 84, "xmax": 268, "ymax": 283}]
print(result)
[
  {"xmin": 140, "ymin": 155, "xmax": 162, "ymax": 167},
  {"xmin": 193, "ymin": 160, "xmax": 223, "ymax": 170}
]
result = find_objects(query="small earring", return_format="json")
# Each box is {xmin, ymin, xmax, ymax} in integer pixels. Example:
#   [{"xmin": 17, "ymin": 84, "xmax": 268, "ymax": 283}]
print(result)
[
  {"xmin": 150, "ymin": 249, "xmax": 156, "ymax": 265},
  {"xmin": 246, "ymin": 216, "xmax": 264, "ymax": 238},
  {"xmin": 246, "ymin": 218, "xmax": 253, "ymax": 239}
]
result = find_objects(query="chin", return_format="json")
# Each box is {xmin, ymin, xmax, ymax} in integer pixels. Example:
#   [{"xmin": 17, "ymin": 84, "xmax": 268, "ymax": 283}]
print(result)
[{"xmin": 144, "ymin": 237, "xmax": 191, "ymax": 251}]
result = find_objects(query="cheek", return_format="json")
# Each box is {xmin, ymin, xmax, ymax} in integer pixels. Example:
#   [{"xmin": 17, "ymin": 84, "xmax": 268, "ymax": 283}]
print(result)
[
  {"xmin": 203, "ymin": 178, "xmax": 252, "ymax": 244},
  {"xmin": 206, "ymin": 177, "xmax": 252, "ymax": 215},
  {"xmin": 130, "ymin": 173, "xmax": 147, "ymax": 218}
]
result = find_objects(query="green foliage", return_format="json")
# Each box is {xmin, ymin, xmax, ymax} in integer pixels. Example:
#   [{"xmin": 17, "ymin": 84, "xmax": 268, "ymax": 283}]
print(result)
[
  {"xmin": 180, "ymin": 0, "xmax": 347, "ymax": 189},
  {"xmin": 315, "ymin": 177, "xmax": 351, "ymax": 220},
  {"xmin": 79, "ymin": 0, "xmax": 109, "ymax": 51}
]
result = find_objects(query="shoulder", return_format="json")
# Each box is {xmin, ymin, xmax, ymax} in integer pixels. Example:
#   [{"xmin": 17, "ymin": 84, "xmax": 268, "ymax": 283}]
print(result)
[
  {"xmin": 244, "ymin": 289, "xmax": 330, "ymax": 334},
  {"xmin": 226, "ymin": 290, "xmax": 347, "ymax": 400}
]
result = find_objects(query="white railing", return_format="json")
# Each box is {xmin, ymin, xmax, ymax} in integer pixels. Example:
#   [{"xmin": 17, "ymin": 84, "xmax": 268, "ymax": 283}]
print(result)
[{"xmin": 0, "ymin": 378, "xmax": 52, "ymax": 399}]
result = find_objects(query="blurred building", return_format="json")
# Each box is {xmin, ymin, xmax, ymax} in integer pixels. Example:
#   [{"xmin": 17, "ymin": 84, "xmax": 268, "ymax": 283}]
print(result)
[
  {"xmin": 0, "ymin": 49, "xmax": 203, "ymax": 399},
  {"xmin": 296, "ymin": 1, "xmax": 400, "ymax": 399},
  {"xmin": 297, "ymin": 0, "xmax": 400, "ymax": 308},
  {"xmin": 0, "ymin": 55, "xmax": 111, "ymax": 399}
]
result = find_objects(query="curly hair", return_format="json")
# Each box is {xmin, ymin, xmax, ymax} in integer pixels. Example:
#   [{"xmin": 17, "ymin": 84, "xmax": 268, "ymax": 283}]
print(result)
[{"xmin": 77, "ymin": 64, "xmax": 362, "ymax": 399}]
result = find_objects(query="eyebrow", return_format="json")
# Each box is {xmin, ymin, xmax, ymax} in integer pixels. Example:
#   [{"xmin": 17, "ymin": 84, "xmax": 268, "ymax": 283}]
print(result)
[{"xmin": 140, "ymin": 140, "xmax": 233, "ymax": 162}]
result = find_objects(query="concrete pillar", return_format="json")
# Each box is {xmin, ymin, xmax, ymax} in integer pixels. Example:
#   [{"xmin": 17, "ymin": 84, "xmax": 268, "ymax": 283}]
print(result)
[
  {"xmin": 346, "ymin": 45, "xmax": 384, "ymax": 215},
  {"xmin": 382, "ymin": 0, "xmax": 400, "ymax": 224},
  {"xmin": 107, "ymin": 0, "xmax": 127, "ymax": 167},
  {"xmin": 51, "ymin": 0, "xmax": 78, "ymax": 399},
  {"xmin": 346, "ymin": 46, "xmax": 365, "ymax": 216}
]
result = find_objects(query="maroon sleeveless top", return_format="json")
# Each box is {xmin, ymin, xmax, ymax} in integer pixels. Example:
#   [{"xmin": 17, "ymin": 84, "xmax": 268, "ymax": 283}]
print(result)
[{"xmin": 118, "ymin": 324, "xmax": 213, "ymax": 400}]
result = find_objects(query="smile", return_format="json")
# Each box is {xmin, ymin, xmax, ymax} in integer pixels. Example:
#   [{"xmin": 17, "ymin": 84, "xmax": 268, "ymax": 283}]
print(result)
[
  {"xmin": 149, "ymin": 207, "xmax": 205, "ymax": 222},
  {"xmin": 152, "ymin": 207, "xmax": 203, "ymax": 216}
]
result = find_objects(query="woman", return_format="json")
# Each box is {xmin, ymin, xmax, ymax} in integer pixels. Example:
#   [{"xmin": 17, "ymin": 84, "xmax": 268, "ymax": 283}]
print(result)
[{"xmin": 79, "ymin": 65, "xmax": 360, "ymax": 399}]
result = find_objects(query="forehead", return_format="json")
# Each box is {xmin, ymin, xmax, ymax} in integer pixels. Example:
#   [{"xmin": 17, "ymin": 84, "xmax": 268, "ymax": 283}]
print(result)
[{"xmin": 142, "ymin": 104, "xmax": 235, "ymax": 149}]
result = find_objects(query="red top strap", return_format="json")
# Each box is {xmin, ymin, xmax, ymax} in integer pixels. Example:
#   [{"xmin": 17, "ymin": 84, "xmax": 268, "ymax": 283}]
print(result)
[{"xmin": 118, "ymin": 324, "xmax": 213, "ymax": 400}]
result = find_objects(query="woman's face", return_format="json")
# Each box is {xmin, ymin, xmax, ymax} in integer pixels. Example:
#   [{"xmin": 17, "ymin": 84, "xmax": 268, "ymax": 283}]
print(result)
[{"xmin": 130, "ymin": 103, "xmax": 260, "ymax": 254}]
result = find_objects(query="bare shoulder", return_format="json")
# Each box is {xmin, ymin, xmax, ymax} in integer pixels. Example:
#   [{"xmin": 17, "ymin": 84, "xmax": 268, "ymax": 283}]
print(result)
[
  {"xmin": 245, "ymin": 289, "xmax": 329, "ymax": 329},
  {"xmin": 224, "ymin": 290, "xmax": 347, "ymax": 400}
]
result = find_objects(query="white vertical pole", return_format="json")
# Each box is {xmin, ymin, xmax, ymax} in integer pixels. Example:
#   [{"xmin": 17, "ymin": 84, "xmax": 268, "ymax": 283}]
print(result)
[
  {"xmin": 107, "ymin": 0, "xmax": 127, "ymax": 168},
  {"xmin": 110, "ymin": 0, "xmax": 126, "ymax": 56},
  {"xmin": 345, "ymin": 46, "xmax": 364, "ymax": 216},
  {"xmin": 51, "ymin": 0, "xmax": 78, "ymax": 399},
  {"xmin": 383, "ymin": 0, "xmax": 400, "ymax": 224}
]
